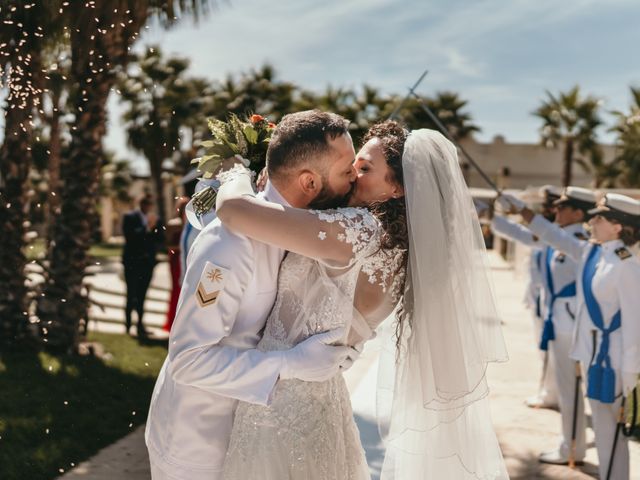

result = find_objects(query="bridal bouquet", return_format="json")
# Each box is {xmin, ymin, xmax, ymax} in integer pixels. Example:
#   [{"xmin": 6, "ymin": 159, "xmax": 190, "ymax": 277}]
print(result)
[{"xmin": 190, "ymin": 114, "xmax": 276, "ymax": 215}]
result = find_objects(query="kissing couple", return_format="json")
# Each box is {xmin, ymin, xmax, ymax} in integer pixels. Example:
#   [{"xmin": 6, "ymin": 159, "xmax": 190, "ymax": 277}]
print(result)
[{"xmin": 146, "ymin": 110, "xmax": 510, "ymax": 479}]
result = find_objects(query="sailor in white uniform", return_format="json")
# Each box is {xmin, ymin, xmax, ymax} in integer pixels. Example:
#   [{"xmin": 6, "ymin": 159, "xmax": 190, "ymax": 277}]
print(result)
[
  {"xmin": 492, "ymin": 185, "xmax": 561, "ymax": 409},
  {"xmin": 505, "ymin": 192, "xmax": 640, "ymax": 479},
  {"xmin": 497, "ymin": 187, "xmax": 596, "ymax": 466}
]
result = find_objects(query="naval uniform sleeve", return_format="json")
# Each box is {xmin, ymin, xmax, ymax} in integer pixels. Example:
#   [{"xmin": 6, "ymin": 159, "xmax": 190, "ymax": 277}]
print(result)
[
  {"xmin": 167, "ymin": 220, "xmax": 283, "ymax": 406},
  {"xmin": 618, "ymin": 258, "xmax": 640, "ymax": 395},
  {"xmin": 491, "ymin": 215, "xmax": 540, "ymax": 247},
  {"xmin": 528, "ymin": 214, "xmax": 586, "ymax": 262}
]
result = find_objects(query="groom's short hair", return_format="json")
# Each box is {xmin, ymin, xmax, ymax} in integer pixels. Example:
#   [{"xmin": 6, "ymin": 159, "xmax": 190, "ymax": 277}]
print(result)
[{"xmin": 266, "ymin": 110, "xmax": 349, "ymax": 177}]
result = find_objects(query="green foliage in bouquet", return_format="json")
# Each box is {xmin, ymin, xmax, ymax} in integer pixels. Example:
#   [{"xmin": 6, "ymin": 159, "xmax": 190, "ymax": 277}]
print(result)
[{"xmin": 191, "ymin": 113, "xmax": 276, "ymax": 179}]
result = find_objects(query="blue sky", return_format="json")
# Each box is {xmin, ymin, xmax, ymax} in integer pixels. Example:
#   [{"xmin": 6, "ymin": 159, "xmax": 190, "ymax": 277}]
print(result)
[
  {"xmin": 103, "ymin": 0, "xmax": 640, "ymax": 173},
  {"xmin": 4, "ymin": 0, "xmax": 640, "ymax": 174}
]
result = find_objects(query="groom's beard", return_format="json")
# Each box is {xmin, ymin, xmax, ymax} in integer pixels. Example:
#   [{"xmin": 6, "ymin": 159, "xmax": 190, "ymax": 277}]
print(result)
[{"xmin": 308, "ymin": 183, "xmax": 353, "ymax": 210}]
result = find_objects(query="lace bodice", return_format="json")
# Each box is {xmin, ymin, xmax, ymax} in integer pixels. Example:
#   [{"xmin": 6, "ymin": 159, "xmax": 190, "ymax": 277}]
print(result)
[
  {"xmin": 224, "ymin": 207, "xmax": 405, "ymax": 480},
  {"xmin": 256, "ymin": 207, "xmax": 405, "ymax": 353}
]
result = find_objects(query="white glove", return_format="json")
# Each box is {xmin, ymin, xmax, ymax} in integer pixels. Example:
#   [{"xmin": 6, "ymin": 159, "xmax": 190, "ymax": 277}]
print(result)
[
  {"xmin": 336, "ymin": 329, "xmax": 377, "ymax": 372},
  {"xmin": 338, "ymin": 347, "xmax": 360, "ymax": 372},
  {"xmin": 496, "ymin": 193, "xmax": 526, "ymax": 213},
  {"xmin": 279, "ymin": 327, "xmax": 353, "ymax": 382}
]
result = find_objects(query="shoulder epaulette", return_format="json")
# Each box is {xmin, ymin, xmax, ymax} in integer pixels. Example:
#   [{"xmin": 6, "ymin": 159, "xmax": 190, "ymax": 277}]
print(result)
[
  {"xmin": 615, "ymin": 247, "xmax": 632, "ymax": 260},
  {"xmin": 574, "ymin": 232, "xmax": 588, "ymax": 240}
]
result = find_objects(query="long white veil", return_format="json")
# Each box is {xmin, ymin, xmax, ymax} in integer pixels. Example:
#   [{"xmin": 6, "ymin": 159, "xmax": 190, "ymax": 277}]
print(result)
[{"xmin": 377, "ymin": 129, "xmax": 509, "ymax": 479}]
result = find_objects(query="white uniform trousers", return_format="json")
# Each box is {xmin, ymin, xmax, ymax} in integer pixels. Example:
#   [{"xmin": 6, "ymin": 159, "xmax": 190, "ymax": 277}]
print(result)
[
  {"xmin": 149, "ymin": 448, "xmax": 224, "ymax": 480},
  {"xmin": 150, "ymin": 459, "xmax": 179, "ymax": 480},
  {"xmin": 531, "ymin": 311, "xmax": 558, "ymax": 405},
  {"xmin": 550, "ymin": 331, "xmax": 586, "ymax": 459},
  {"xmin": 583, "ymin": 362, "xmax": 630, "ymax": 480}
]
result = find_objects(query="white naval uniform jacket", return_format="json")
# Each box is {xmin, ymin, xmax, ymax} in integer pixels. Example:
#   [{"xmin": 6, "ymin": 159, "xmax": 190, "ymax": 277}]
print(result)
[
  {"xmin": 492, "ymin": 215, "xmax": 544, "ymax": 310},
  {"xmin": 145, "ymin": 181, "xmax": 288, "ymax": 479},
  {"xmin": 492, "ymin": 216, "xmax": 584, "ymax": 332},
  {"xmin": 537, "ymin": 222, "xmax": 587, "ymax": 336},
  {"xmin": 529, "ymin": 215, "xmax": 640, "ymax": 393}
]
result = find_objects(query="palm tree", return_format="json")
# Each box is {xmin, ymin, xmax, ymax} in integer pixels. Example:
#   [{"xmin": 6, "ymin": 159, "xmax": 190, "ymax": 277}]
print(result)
[
  {"xmin": 37, "ymin": 1, "xmax": 214, "ymax": 351},
  {"xmin": 611, "ymin": 87, "xmax": 640, "ymax": 188},
  {"xmin": 41, "ymin": 48, "xmax": 72, "ymax": 241},
  {"xmin": 0, "ymin": 1, "xmax": 57, "ymax": 348},
  {"xmin": 399, "ymin": 91, "xmax": 481, "ymax": 141},
  {"xmin": 208, "ymin": 64, "xmax": 296, "ymax": 122},
  {"xmin": 353, "ymin": 85, "xmax": 396, "ymax": 144},
  {"xmin": 117, "ymin": 46, "xmax": 203, "ymax": 220},
  {"xmin": 534, "ymin": 86, "xmax": 603, "ymax": 187}
]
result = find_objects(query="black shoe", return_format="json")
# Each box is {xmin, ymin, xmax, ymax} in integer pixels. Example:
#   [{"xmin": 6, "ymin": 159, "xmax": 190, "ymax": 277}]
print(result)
[{"xmin": 137, "ymin": 324, "xmax": 149, "ymax": 339}]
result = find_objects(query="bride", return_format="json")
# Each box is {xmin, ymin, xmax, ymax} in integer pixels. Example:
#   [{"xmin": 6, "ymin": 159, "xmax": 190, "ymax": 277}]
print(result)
[{"xmin": 214, "ymin": 121, "xmax": 509, "ymax": 479}]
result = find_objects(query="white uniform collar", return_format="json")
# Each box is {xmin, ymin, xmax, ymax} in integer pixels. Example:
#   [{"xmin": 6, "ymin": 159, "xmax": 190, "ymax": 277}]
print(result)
[
  {"xmin": 601, "ymin": 238, "xmax": 625, "ymax": 253},
  {"xmin": 262, "ymin": 180, "xmax": 291, "ymax": 208}
]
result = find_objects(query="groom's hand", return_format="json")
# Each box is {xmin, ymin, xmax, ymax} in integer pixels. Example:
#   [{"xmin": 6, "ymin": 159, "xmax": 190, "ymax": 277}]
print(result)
[{"xmin": 279, "ymin": 328, "xmax": 353, "ymax": 382}]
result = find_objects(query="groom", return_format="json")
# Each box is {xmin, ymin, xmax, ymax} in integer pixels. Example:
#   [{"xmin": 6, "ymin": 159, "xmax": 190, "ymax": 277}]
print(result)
[{"xmin": 146, "ymin": 110, "xmax": 360, "ymax": 479}]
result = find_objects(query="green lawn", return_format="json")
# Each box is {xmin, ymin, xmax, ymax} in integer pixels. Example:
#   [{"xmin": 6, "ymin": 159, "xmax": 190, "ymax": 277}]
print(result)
[
  {"xmin": 26, "ymin": 240, "xmax": 124, "ymax": 261},
  {"xmin": 0, "ymin": 333, "xmax": 167, "ymax": 480}
]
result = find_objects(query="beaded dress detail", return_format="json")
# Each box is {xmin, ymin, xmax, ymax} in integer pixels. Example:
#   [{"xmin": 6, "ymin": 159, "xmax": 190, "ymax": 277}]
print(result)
[{"xmin": 223, "ymin": 207, "xmax": 404, "ymax": 480}]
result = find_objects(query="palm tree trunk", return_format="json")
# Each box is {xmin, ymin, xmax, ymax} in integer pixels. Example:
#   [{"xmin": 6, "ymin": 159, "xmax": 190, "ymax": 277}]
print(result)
[
  {"xmin": 150, "ymin": 147, "xmax": 167, "ymax": 223},
  {"xmin": 562, "ymin": 138, "xmax": 574, "ymax": 187},
  {"xmin": 0, "ymin": 77, "xmax": 35, "ymax": 348},
  {"xmin": 35, "ymin": 2, "xmax": 150, "ymax": 352},
  {"xmin": 46, "ymin": 91, "xmax": 62, "ymax": 244},
  {"xmin": 36, "ymin": 76, "xmax": 111, "ymax": 350}
]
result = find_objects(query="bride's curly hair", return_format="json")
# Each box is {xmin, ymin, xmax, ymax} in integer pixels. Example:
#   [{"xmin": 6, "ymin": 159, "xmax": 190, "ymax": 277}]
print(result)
[{"xmin": 362, "ymin": 121, "xmax": 410, "ymax": 349}]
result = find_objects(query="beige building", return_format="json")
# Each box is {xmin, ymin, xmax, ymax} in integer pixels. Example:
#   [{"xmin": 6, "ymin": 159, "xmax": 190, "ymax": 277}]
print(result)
[
  {"xmin": 459, "ymin": 135, "xmax": 618, "ymax": 190},
  {"xmin": 100, "ymin": 173, "xmax": 184, "ymax": 242}
]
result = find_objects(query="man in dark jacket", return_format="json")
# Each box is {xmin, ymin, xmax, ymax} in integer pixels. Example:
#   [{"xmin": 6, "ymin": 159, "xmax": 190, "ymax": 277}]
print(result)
[{"xmin": 122, "ymin": 195, "xmax": 164, "ymax": 339}]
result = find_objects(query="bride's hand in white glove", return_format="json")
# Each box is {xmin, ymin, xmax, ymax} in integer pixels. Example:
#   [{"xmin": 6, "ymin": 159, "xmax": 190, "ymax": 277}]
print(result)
[
  {"xmin": 213, "ymin": 155, "xmax": 250, "ymax": 176},
  {"xmin": 279, "ymin": 327, "xmax": 353, "ymax": 382}
]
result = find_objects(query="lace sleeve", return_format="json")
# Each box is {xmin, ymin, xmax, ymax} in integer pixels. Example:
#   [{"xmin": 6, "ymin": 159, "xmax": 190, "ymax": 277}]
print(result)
[
  {"xmin": 311, "ymin": 208, "xmax": 381, "ymax": 268},
  {"xmin": 361, "ymin": 246, "xmax": 407, "ymax": 300},
  {"xmin": 216, "ymin": 179, "xmax": 381, "ymax": 267}
]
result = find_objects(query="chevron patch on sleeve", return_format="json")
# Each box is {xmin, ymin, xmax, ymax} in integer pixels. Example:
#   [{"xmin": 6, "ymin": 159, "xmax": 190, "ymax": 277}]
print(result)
[{"xmin": 196, "ymin": 261, "xmax": 230, "ymax": 307}]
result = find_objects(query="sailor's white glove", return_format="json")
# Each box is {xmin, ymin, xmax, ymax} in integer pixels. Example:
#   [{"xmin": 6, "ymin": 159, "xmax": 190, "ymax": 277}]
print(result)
[
  {"xmin": 279, "ymin": 328, "xmax": 354, "ymax": 382},
  {"xmin": 496, "ymin": 193, "xmax": 526, "ymax": 213}
]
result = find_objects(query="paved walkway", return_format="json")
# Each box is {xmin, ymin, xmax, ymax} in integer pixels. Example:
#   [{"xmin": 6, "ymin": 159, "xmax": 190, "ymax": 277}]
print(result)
[{"xmin": 59, "ymin": 252, "xmax": 640, "ymax": 479}]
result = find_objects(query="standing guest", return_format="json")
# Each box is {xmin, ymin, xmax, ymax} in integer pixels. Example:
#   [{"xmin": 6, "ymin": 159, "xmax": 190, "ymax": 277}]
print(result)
[
  {"xmin": 122, "ymin": 195, "xmax": 164, "ymax": 340},
  {"xmin": 163, "ymin": 197, "xmax": 190, "ymax": 332},
  {"xmin": 504, "ymin": 192, "xmax": 640, "ymax": 479}
]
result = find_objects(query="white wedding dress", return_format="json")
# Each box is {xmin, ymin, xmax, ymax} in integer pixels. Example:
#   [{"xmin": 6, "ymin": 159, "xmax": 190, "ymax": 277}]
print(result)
[
  {"xmin": 222, "ymin": 208, "xmax": 405, "ymax": 480},
  {"xmin": 217, "ymin": 127, "xmax": 510, "ymax": 480}
]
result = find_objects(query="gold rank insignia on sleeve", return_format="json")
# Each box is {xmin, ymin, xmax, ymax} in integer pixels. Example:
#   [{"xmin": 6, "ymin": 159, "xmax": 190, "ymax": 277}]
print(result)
[
  {"xmin": 615, "ymin": 247, "xmax": 632, "ymax": 260},
  {"xmin": 196, "ymin": 261, "xmax": 230, "ymax": 307}
]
